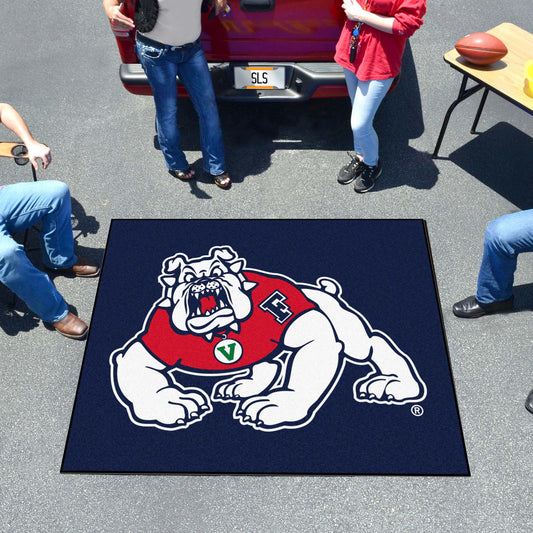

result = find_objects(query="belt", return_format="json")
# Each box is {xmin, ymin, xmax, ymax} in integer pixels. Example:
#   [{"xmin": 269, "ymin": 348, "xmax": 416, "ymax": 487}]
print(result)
[{"xmin": 136, "ymin": 32, "xmax": 197, "ymax": 50}]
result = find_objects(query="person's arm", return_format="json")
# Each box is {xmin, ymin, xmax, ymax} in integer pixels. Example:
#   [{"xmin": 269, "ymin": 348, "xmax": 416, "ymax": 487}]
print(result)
[
  {"xmin": 213, "ymin": 0, "xmax": 228, "ymax": 16},
  {"xmin": 103, "ymin": 0, "xmax": 135, "ymax": 30},
  {"xmin": 0, "ymin": 103, "xmax": 51, "ymax": 170},
  {"xmin": 342, "ymin": 0, "xmax": 425, "ymax": 37},
  {"xmin": 342, "ymin": 0, "xmax": 394, "ymax": 33}
]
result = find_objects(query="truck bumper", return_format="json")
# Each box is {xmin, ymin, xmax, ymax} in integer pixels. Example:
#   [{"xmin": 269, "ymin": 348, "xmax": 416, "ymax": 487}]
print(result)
[{"xmin": 119, "ymin": 62, "xmax": 347, "ymax": 101}]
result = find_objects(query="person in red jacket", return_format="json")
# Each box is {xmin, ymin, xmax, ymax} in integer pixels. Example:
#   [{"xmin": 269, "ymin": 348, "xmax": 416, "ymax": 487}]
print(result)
[{"xmin": 335, "ymin": 0, "xmax": 426, "ymax": 192}]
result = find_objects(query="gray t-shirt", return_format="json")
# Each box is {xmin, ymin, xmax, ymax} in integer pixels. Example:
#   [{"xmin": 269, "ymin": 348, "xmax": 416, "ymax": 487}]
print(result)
[{"xmin": 141, "ymin": 0, "xmax": 202, "ymax": 47}]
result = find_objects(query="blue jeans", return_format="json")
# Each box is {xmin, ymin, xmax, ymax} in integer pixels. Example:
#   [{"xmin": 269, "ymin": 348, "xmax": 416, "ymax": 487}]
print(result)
[
  {"xmin": 476, "ymin": 209, "xmax": 533, "ymax": 304},
  {"xmin": 344, "ymin": 69, "xmax": 394, "ymax": 166},
  {"xmin": 136, "ymin": 37, "xmax": 226, "ymax": 175},
  {"xmin": 0, "ymin": 181, "xmax": 77, "ymax": 322}
]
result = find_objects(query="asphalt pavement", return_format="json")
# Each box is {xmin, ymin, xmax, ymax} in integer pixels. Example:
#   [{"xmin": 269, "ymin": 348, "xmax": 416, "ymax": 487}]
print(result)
[{"xmin": 0, "ymin": 1, "xmax": 532, "ymax": 532}]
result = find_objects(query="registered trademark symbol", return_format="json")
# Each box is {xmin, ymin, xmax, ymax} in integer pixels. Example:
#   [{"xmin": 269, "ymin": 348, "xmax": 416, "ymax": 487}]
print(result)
[{"xmin": 411, "ymin": 405, "xmax": 424, "ymax": 417}]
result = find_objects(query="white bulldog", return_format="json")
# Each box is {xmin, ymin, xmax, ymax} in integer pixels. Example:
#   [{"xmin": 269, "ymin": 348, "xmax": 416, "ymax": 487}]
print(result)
[{"xmin": 110, "ymin": 246, "xmax": 426, "ymax": 431}]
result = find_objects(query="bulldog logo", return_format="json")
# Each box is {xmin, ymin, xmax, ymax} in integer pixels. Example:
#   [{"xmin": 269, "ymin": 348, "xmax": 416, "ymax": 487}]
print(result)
[{"xmin": 110, "ymin": 246, "xmax": 426, "ymax": 431}]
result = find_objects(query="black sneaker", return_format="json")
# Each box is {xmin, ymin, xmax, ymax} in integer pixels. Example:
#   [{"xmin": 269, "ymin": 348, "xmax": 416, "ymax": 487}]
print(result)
[
  {"xmin": 337, "ymin": 153, "xmax": 364, "ymax": 184},
  {"xmin": 354, "ymin": 160, "xmax": 382, "ymax": 193}
]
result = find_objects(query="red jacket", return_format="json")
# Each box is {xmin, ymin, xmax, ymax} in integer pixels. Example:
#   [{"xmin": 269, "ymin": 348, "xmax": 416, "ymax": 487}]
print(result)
[{"xmin": 334, "ymin": 0, "xmax": 426, "ymax": 81}]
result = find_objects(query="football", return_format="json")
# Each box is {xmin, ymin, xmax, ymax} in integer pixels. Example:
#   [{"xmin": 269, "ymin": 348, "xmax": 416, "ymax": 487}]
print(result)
[{"xmin": 455, "ymin": 32, "xmax": 508, "ymax": 66}]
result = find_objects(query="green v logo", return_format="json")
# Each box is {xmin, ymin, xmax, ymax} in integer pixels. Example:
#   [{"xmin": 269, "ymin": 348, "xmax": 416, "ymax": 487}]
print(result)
[{"xmin": 216, "ymin": 342, "xmax": 237, "ymax": 361}]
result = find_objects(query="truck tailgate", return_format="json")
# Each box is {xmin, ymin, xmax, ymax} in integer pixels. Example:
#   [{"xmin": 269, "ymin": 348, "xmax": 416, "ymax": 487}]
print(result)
[{"xmin": 202, "ymin": 0, "xmax": 345, "ymax": 62}]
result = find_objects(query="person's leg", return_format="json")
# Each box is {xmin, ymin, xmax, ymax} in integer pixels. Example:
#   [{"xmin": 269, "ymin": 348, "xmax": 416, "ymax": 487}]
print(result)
[
  {"xmin": 337, "ymin": 69, "xmax": 365, "ymax": 184},
  {"xmin": 178, "ymin": 40, "xmax": 226, "ymax": 176},
  {"xmin": 0, "ymin": 220, "xmax": 68, "ymax": 322},
  {"xmin": 136, "ymin": 40, "xmax": 190, "ymax": 172},
  {"xmin": 349, "ymin": 76, "xmax": 394, "ymax": 166},
  {"xmin": 0, "ymin": 181, "xmax": 77, "ymax": 270},
  {"xmin": 343, "ymin": 68, "xmax": 363, "ymax": 158},
  {"xmin": 476, "ymin": 209, "xmax": 533, "ymax": 303}
]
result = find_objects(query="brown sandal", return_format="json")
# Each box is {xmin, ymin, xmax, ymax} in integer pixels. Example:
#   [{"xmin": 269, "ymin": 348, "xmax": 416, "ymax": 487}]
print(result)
[
  {"xmin": 170, "ymin": 167, "xmax": 195, "ymax": 181},
  {"xmin": 211, "ymin": 171, "xmax": 231, "ymax": 189}
]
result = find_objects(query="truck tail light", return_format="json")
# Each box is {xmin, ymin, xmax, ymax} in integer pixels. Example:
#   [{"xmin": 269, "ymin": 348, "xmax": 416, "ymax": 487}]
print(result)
[{"xmin": 110, "ymin": 22, "xmax": 131, "ymax": 39}]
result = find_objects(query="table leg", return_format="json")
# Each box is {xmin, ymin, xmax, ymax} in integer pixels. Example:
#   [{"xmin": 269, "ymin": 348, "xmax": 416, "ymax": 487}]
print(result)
[
  {"xmin": 471, "ymin": 88, "xmax": 489, "ymax": 134},
  {"xmin": 432, "ymin": 75, "xmax": 485, "ymax": 158}
]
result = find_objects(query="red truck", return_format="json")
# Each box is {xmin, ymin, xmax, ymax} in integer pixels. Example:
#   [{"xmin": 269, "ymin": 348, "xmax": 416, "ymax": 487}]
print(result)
[{"xmin": 110, "ymin": 0, "xmax": 347, "ymax": 101}]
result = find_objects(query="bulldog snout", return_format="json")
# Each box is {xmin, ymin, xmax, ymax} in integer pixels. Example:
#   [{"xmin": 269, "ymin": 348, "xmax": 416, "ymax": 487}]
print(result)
[
  {"xmin": 187, "ymin": 278, "xmax": 230, "ymax": 319},
  {"xmin": 191, "ymin": 279, "xmax": 221, "ymax": 294},
  {"xmin": 191, "ymin": 283, "xmax": 206, "ymax": 294}
]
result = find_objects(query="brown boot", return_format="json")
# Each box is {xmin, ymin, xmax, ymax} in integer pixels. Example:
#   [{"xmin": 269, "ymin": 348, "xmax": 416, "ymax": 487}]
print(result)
[
  {"xmin": 68, "ymin": 257, "xmax": 100, "ymax": 277},
  {"xmin": 52, "ymin": 312, "xmax": 89, "ymax": 339}
]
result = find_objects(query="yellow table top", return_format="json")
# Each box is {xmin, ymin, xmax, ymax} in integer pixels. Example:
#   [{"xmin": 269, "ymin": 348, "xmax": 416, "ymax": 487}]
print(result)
[{"xmin": 444, "ymin": 23, "xmax": 533, "ymax": 112}]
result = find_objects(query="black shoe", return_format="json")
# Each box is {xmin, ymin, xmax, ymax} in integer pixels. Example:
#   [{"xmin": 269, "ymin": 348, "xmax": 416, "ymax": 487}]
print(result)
[
  {"xmin": 525, "ymin": 389, "xmax": 533, "ymax": 414},
  {"xmin": 354, "ymin": 160, "xmax": 382, "ymax": 193},
  {"xmin": 337, "ymin": 153, "xmax": 364, "ymax": 184},
  {"xmin": 452, "ymin": 295, "xmax": 514, "ymax": 318}
]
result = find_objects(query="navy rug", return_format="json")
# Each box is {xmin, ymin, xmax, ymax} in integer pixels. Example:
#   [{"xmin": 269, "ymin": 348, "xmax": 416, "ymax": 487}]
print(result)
[{"xmin": 62, "ymin": 219, "xmax": 469, "ymax": 475}]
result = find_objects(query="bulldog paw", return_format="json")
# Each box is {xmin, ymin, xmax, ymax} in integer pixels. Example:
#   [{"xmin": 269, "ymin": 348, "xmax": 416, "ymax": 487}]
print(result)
[
  {"xmin": 213, "ymin": 361, "xmax": 280, "ymax": 401},
  {"xmin": 236, "ymin": 390, "xmax": 310, "ymax": 429},
  {"xmin": 133, "ymin": 385, "xmax": 212, "ymax": 428},
  {"xmin": 354, "ymin": 372, "xmax": 422, "ymax": 403}
]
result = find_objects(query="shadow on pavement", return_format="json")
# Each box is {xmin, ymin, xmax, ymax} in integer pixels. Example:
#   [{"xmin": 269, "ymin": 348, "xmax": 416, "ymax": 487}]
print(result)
[
  {"xmin": 0, "ymin": 301, "xmax": 40, "ymax": 336},
  {"xmin": 374, "ymin": 42, "xmax": 439, "ymax": 191},
  {"xmin": 449, "ymin": 122, "xmax": 533, "ymax": 209},
  {"xmin": 514, "ymin": 282, "xmax": 533, "ymax": 312},
  {"xmin": 71, "ymin": 196, "xmax": 100, "ymax": 241}
]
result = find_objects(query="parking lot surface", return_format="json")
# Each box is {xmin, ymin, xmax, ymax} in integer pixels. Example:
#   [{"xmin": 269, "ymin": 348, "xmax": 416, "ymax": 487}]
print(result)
[{"xmin": 1, "ymin": 1, "xmax": 531, "ymax": 531}]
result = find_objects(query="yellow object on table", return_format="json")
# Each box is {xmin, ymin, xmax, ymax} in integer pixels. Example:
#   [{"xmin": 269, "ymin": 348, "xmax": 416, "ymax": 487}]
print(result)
[{"xmin": 524, "ymin": 60, "xmax": 533, "ymax": 97}]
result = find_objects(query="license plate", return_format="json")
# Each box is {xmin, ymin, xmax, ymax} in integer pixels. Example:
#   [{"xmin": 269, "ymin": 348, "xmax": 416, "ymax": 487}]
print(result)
[{"xmin": 234, "ymin": 66, "xmax": 285, "ymax": 90}]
